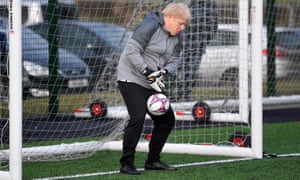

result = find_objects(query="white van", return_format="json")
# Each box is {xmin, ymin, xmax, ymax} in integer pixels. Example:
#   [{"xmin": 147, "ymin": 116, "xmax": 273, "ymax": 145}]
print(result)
[{"xmin": 0, "ymin": 0, "xmax": 80, "ymax": 25}]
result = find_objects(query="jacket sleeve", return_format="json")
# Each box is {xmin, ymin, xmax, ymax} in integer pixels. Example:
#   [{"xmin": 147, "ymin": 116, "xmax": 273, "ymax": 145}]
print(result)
[
  {"xmin": 164, "ymin": 32, "xmax": 183, "ymax": 75},
  {"xmin": 124, "ymin": 18, "xmax": 159, "ymax": 74},
  {"xmin": 132, "ymin": 19, "xmax": 159, "ymax": 49}
]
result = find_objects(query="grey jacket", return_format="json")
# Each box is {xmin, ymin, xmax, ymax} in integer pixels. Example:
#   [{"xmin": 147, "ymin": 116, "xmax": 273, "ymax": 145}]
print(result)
[{"xmin": 117, "ymin": 12, "xmax": 183, "ymax": 89}]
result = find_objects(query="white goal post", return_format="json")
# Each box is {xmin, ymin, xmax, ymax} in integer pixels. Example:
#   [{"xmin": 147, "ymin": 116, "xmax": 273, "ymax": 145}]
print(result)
[
  {"xmin": 0, "ymin": 0, "xmax": 263, "ymax": 179},
  {"xmin": 0, "ymin": 0, "xmax": 23, "ymax": 180}
]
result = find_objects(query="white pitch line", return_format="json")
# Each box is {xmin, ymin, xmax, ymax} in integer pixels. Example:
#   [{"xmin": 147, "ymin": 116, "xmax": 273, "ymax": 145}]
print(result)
[
  {"xmin": 277, "ymin": 153, "xmax": 300, "ymax": 157},
  {"xmin": 32, "ymin": 170, "xmax": 121, "ymax": 180},
  {"xmin": 33, "ymin": 153, "xmax": 300, "ymax": 180}
]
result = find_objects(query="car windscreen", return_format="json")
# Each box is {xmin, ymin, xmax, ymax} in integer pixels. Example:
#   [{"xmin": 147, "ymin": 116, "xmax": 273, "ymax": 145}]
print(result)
[
  {"xmin": 59, "ymin": 25, "xmax": 104, "ymax": 49},
  {"xmin": 90, "ymin": 24, "xmax": 132, "ymax": 50},
  {"xmin": 207, "ymin": 30, "xmax": 239, "ymax": 46},
  {"xmin": 275, "ymin": 31, "xmax": 300, "ymax": 49},
  {"xmin": 41, "ymin": 3, "xmax": 80, "ymax": 21}
]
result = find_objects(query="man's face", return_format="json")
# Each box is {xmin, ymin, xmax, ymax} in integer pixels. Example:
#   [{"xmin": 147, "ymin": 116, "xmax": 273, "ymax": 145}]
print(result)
[{"xmin": 165, "ymin": 16, "xmax": 187, "ymax": 36}]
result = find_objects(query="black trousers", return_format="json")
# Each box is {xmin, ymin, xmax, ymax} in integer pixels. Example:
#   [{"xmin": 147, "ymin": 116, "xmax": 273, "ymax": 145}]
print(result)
[{"xmin": 118, "ymin": 81, "xmax": 175, "ymax": 166}]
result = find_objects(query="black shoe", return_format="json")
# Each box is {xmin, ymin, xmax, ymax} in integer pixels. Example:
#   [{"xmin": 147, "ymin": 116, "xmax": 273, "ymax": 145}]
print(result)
[
  {"xmin": 120, "ymin": 164, "xmax": 141, "ymax": 175},
  {"xmin": 145, "ymin": 161, "xmax": 177, "ymax": 171}
]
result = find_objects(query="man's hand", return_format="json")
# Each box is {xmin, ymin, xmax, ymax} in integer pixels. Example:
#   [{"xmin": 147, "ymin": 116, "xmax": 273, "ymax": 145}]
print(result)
[{"xmin": 147, "ymin": 70, "xmax": 165, "ymax": 92}]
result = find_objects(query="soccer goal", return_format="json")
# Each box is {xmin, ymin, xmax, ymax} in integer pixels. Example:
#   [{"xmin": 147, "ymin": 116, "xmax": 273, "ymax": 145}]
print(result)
[{"xmin": 4, "ymin": 0, "xmax": 300, "ymax": 178}]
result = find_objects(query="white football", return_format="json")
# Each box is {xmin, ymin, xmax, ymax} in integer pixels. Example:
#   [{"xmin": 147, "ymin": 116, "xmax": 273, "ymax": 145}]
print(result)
[{"xmin": 147, "ymin": 93, "xmax": 170, "ymax": 116}]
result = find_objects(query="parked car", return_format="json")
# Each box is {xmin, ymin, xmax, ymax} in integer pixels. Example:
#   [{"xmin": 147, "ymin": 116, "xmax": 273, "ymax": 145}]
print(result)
[
  {"xmin": 196, "ymin": 24, "xmax": 300, "ymax": 83},
  {"xmin": 267, "ymin": 27, "xmax": 300, "ymax": 78},
  {"xmin": 0, "ymin": 18, "xmax": 90, "ymax": 97},
  {"xmin": 0, "ymin": 0, "xmax": 80, "ymax": 25},
  {"xmin": 28, "ymin": 20, "xmax": 132, "ymax": 88}
]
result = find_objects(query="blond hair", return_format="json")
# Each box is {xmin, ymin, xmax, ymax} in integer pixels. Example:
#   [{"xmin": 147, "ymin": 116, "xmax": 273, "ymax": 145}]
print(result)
[{"xmin": 162, "ymin": 3, "xmax": 192, "ymax": 23}]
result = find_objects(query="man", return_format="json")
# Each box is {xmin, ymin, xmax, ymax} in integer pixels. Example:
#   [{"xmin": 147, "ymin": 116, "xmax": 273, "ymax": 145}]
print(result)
[{"xmin": 117, "ymin": 3, "xmax": 192, "ymax": 175}]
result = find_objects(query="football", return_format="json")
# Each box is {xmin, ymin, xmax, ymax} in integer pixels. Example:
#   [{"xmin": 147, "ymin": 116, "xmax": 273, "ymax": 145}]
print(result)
[{"xmin": 146, "ymin": 93, "xmax": 170, "ymax": 116}]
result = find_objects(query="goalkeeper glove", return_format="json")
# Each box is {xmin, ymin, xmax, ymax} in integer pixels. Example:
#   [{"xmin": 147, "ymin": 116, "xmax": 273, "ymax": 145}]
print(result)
[{"xmin": 146, "ymin": 70, "xmax": 166, "ymax": 92}]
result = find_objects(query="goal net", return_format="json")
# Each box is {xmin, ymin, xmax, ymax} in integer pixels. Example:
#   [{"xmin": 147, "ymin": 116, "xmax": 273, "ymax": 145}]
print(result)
[{"xmin": 1, "ymin": 0, "xmax": 299, "ymax": 178}]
